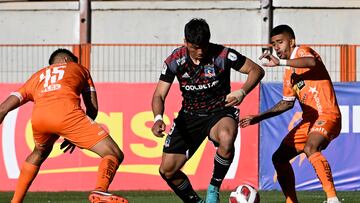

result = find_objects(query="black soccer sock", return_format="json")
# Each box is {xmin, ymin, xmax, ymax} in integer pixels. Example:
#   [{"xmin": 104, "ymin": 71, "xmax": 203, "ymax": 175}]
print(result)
[
  {"xmin": 160, "ymin": 170, "xmax": 202, "ymax": 203},
  {"xmin": 210, "ymin": 152, "xmax": 233, "ymax": 187}
]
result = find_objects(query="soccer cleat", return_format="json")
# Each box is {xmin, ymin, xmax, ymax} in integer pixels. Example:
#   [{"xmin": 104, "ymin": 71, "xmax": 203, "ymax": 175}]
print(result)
[
  {"xmin": 206, "ymin": 185, "xmax": 220, "ymax": 203},
  {"xmin": 88, "ymin": 190, "xmax": 128, "ymax": 203}
]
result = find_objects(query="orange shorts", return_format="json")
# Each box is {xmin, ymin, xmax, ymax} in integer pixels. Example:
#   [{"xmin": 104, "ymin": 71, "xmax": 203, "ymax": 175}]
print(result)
[
  {"xmin": 31, "ymin": 100, "xmax": 108, "ymax": 149},
  {"xmin": 283, "ymin": 116, "xmax": 341, "ymax": 151}
]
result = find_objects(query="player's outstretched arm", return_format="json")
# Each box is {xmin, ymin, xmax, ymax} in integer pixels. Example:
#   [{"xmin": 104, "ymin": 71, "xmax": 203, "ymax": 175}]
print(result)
[
  {"xmin": 259, "ymin": 99, "xmax": 294, "ymax": 120},
  {"xmin": 260, "ymin": 51, "xmax": 317, "ymax": 68},
  {"xmin": 240, "ymin": 100, "xmax": 294, "ymax": 128},
  {"xmin": 240, "ymin": 115, "xmax": 260, "ymax": 128},
  {"xmin": 151, "ymin": 80, "xmax": 172, "ymax": 138},
  {"xmin": 0, "ymin": 95, "xmax": 21, "ymax": 124},
  {"xmin": 226, "ymin": 58, "xmax": 264, "ymax": 107}
]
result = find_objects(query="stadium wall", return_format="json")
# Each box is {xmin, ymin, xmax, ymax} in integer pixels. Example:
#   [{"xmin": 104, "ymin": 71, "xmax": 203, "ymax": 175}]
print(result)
[
  {"xmin": 0, "ymin": 1, "xmax": 358, "ymax": 83},
  {"xmin": 0, "ymin": 1, "xmax": 359, "ymax": 44},
  {"xmin": 0, "ymin": 2, "xmax": 79, "ymax": 44}
]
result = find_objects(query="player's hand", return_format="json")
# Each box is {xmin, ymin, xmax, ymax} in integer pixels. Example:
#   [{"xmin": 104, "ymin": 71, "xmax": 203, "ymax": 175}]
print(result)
[
  {"xmin": 60, "ymin": 139, "xmax": 76, "ymax": 154},
  {"xmin": 225, "ymin": 89, "xmax": 246, "ymax": 107},
  {"xmin": 152, "ymin": 120, "xmax": 166, "ymax": 138},
  {"xmin": 239, "ymin": 115, "xmax": 260, "ymax": 128},
  {"xmin": 259, "ymin": 50, "xmax": 279, "ymax": 67}
]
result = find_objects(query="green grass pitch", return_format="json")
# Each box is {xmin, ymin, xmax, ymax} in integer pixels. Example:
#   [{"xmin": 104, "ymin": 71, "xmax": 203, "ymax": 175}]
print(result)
[{"xmin": 1, "ymin": 190, "xmax": 360, "ymax": 203}]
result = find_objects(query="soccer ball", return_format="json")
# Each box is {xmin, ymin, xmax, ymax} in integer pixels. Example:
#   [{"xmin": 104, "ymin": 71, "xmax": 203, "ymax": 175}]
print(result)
[{"xmin": 229, "ymin": 184, "xmax": 260, "ymax": 203}]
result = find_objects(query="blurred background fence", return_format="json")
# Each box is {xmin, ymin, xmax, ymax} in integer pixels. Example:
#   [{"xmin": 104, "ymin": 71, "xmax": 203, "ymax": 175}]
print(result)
[{"xmin": 0, "ymin": 44, "xmax": 357, "ymax": 83}]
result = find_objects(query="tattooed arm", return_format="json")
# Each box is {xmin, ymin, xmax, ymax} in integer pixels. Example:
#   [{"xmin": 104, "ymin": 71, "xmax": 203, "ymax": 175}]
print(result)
[{"xmin": 240, "ymin": 100, "xmax": 295, "ymax": 127}]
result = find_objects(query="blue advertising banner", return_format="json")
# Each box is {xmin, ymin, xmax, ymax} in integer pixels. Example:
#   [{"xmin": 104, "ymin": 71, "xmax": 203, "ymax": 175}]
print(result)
[{"xmin": 259, "ymin": 82, "xmax": 360, "ymax": 191}]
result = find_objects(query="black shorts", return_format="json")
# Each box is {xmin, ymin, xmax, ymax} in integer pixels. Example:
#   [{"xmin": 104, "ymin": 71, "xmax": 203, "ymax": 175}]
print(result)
[{"xmin": 163, "ymin": 107, "xmax": 239, "ymax": 159}]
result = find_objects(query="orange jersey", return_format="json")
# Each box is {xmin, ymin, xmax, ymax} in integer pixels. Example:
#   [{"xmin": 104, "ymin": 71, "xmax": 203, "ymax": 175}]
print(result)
[
  {"xmin": 283, "ymin": 46, "xmax": 341, "ymax": 120},
  {"xmin": 10, "ymin": 62, "xmax": 106, "ymax": 149},
  {"xmin": 12, "ymin": 62, "xmax": 95, "ymax": 106}
]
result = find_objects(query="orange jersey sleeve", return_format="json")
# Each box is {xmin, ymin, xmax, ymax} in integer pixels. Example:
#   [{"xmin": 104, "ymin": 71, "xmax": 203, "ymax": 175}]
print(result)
[
  {"xmin": 284, "ymin": 46, "xmax": 341, "ymax": 119},
  {"xmin": 12, "ymin": 62, "xmax": 95, "ymax": 106},
  {"xmin": 11, "ymin": 72, "xmax": 38, "ymax": 104}
]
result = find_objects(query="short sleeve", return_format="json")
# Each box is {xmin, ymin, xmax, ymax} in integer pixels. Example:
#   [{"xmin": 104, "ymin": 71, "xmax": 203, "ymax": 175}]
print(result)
[
  {"xmin": 159, "ymin": 60, "xmax": 176, "ymax": 83},
  {"xmin": 226, "ymin": 48, "xmax": 246, "ymax": 71},
  {"xmin": 12, "ymin": 74, "xmax": 37, "ymax": 103}
]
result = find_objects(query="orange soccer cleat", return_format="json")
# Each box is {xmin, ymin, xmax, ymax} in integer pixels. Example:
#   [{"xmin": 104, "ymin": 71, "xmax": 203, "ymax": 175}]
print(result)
[{"xmin": 88, "ymin": 190, "xmax": 128, "ymax": 203}]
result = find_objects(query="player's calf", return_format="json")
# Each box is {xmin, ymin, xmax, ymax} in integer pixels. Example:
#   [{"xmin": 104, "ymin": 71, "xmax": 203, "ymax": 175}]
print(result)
[{"xmin": 159, "ymin": 170, "xmax": 203, "ymax": 202}]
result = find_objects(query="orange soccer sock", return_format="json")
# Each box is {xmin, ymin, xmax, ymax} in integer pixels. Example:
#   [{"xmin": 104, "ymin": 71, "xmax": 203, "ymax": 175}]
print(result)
[
  {"xmin": 11, "ymin": 162, "xmax": 40, "ymax": 203},
  {"xmin": 308, "ymin": 152, "xmax": 337, "ymax": 198},
  {"xmin": 95, "ymin": 155, "xmax": 120, "ymax": 192},
  {"xmin": 274, "ymin": 162, "xmax": 298, "ymax": 203}
]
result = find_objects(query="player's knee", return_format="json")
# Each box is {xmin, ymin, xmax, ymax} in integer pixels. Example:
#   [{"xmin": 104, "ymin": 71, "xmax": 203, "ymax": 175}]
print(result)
[
  {"xmin": 303, "ymin": 143, "xmax": 318, "ymax": 157},
  {"xmin": 159, "ymin": 166, "xmax": 177, "ymax": 180},
  {"xmin": 107, "ymin": 146, "xmax": 124, "ymax": 164},
  {"xmin": 114, "ymin": 149, "xmax": 124, "ymax": 164},
  {"xmin": 217, "ymin": 132, "xmax": 236, "ymax": 153},
  {"xmin": 27, "ymin": 147, "xmax": 52, "ymax": 165},
  {"xmin": 104, "ymin": 138, "xmax": 124, "ymax": 163},
  {"xmin": 159, "ymin": 168, "xmax": 172, "ymax": 180}
]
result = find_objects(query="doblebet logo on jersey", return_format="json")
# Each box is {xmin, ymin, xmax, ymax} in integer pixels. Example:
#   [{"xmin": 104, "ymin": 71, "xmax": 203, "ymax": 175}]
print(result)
[{"xmin": 182, "ymin": 80, "xmax": 219, "ymax": 91}]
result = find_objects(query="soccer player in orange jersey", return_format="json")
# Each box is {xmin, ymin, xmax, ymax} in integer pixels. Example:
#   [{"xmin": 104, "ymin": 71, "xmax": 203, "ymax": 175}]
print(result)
[
  {"xmin": 0, "ymin": 49, "xmax": 128, "ymax": 203},
  {"xmin": 240, "ymin": 25, "xmax": 342, "ymax": 203}
]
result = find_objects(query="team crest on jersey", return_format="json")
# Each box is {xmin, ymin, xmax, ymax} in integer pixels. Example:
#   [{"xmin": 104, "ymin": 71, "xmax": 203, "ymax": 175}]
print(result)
[
  {"xmin": 164, "ymin": 135, "xmax": 171, "ymax": 148},
  {"xmin": 204, "ymin": 65, "xmax": 216, "ymax": 78},
  {"xmin": 298, "ymin": 49, "xmax": 306, "ymax": 57},
  {"xmin": 316, "ymin": 120, "xmax": 327, "ymax": 126}
]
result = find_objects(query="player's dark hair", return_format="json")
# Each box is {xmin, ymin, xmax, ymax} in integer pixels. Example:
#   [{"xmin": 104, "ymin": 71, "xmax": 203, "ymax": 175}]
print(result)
[
  {"xmin": 271, "ymin": 24, "xmax": 296, "ymax": 39},
  {"xmin": 184, "ymin": 18, "xmax": 210, "ymax": 46},
  {"xmin": 49, "ymin": 48, "xmax": 78, "ymax": 65}
]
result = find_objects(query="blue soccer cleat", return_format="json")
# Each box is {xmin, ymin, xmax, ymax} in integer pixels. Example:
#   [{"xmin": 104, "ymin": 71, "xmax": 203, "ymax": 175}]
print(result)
[{"xmin": 206, "ymin": 184, "xmax": 220, "ymax": 203}]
